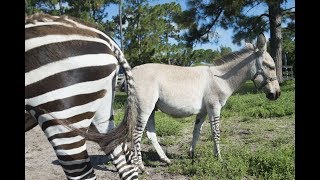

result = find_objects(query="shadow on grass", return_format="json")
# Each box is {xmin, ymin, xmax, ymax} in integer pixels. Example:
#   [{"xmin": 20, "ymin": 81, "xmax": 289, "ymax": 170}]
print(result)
[{"xmin": 141, "ymin": 150, "xmax": 186, "ymax": 168}]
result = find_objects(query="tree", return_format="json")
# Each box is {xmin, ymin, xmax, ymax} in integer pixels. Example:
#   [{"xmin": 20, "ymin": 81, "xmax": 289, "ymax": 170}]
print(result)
[
  {"xmin": 26, "ymin": 0, "xmax": 63, "ymax": 15},
  {"xmin": 219, "ymin": 46, "xmax": 232, "ymax": 56},
  {"xmin": 65, "ymin": 0, "xmax": 117, "ymax": 23},
  {"xmin": 176, "ymin": 0, "xmax": 295, "ymax": 83},
  {"xmin": 120, "ymin": 1, "xmax": 183, "ymax": 66},
  {"xmin": 25, "ymin": 0, "xmax": 118, "ymax": 35},
  {"xmin": 166, "ymin": 45, "xmax": 231, "ymax": 66}
]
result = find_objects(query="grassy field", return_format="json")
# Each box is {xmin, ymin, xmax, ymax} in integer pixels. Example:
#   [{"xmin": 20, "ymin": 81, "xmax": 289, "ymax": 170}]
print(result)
[{"xmin": 113, "ymin": 80, "xmax": 295, "ymax": 179}]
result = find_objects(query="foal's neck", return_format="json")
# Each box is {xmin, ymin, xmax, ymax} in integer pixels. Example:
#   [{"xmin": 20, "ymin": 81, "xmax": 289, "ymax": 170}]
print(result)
[{"xmin": 213, "ymin": 52, "xmax": 256, "ymax": 94}]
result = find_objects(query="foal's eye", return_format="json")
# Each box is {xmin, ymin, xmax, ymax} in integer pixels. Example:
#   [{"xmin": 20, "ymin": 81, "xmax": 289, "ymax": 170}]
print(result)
[{"xmin": 262, "ymin": 61, "xmax": 275, "ymax": 70}]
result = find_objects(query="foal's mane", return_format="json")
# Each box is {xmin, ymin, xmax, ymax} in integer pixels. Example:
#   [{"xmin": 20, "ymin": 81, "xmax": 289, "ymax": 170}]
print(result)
[{"xmin": 213, "ymin": 46, "xmax": 255, "ymax": 66}]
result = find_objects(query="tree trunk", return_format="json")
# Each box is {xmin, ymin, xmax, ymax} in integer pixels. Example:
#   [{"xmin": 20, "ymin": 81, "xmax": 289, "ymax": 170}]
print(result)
[
  {"xmin": 91, "ymin": 0, "xmax": 96, "ymax": 21},
  {"xmin": 59, "ymin": 0, "xmax": 63, "ymax": 15},
  {"xmin": 119, "ymin": 0, "xmax": 124, "ymax": 52},
  {"xmin": 268, "ymin": 0, "xmax": 283, "ymax": 83}
]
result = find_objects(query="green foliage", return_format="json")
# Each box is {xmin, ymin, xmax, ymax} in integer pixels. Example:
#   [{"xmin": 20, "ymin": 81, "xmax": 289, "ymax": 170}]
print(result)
[
  {"xmin": 219, "ymin": 45, "xmax": 232, "ymax": 56},
  {"xmin": 123, "ymin": 1, "xmax": 183, "ymax": 66},
  {"xmin": 178, "ymin": 0, "xmax": 295, "ymax": 45},
  {"xmin": 25, "ymin": 0, "xmax": 118, "ymax": 35},
  {"xmin": 282, "ymin": 26, "xmax": 295, "ymax": 75}
]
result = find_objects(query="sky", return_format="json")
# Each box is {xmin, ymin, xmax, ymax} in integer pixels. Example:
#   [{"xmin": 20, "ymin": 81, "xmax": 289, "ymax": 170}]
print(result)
[{"xmin": 104, "ymin": 0, "xmax": 295, "ymax": 51}]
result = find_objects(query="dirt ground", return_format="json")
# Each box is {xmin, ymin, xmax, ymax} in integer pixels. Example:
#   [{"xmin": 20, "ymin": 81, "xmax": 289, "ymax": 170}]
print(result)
[{"xmin": 25, "ymin": 125, "xmax": 189, "ymax": 180}]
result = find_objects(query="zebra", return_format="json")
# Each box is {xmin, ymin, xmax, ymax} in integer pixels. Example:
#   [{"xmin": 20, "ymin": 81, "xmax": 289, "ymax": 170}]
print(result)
[{"xmin": 25, "ymin": 13, "xmax": 139, "ymax": 180}]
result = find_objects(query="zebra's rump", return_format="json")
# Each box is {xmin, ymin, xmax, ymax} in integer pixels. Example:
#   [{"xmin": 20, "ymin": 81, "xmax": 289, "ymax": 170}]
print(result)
[
  {"xmin": 24, "ymin": 13, "xmax": 119, "ymax": 177},
  {"xmin": 25, "ymin": 13, "xmax": 138, "ymax": 180}
]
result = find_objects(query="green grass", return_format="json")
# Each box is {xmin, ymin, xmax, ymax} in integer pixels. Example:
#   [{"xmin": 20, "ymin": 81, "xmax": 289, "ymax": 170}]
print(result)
[
  {"xmin": 168, "ymin": 115, "xmax": 295, "ymax": 180},
  {"xmin": 247, "ymin": 145, "xmax": 294, "ymax": 179},
  {"xmin": 112, "ymin": 80, "xmax": 295, "ymax": 179},
  {"xmin": 222, "ymin": 80, "xmax": 295, "ymax": 118},
  {"xmin": 113, "ymin": 92, "xmax": 127, "ymax": 110}
]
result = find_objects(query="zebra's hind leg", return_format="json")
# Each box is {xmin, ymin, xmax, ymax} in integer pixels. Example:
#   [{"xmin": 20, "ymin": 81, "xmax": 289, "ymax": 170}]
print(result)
[
  {"xmin": 25, "ymin": 112, "xmax": 38, "ymax": 132},
  {"xmin": 90, "ymin": 118, "xmax": 139, "ymax": 179},
  {"xmin": 35, "ymin": 109, "xmax": 97, "ymax": 179},
  {"xmin": 47, "ymin": 131, "xmax": 96, "ymax": 180},
  {"xmin": 109, "ymin": 143, "xmax": 139, "ymax": 180},
  {"xmin": 145, "ymin": 110, "xmax": 171, "ymax": 164}
]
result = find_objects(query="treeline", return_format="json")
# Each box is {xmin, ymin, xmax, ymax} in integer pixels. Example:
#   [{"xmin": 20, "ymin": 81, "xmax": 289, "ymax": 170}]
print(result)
[
  {"xmin": 25, "ymin": 0, "xmax": 232, "ymax": 67},
  {"xmin": 25, "ymin": 0, "xmax": 294, "ymax": 75}
]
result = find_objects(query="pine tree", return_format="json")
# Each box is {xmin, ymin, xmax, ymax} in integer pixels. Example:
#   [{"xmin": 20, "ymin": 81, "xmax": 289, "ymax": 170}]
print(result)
[{"xmin": 176, "ymin": 0, "xmax": 295, "ymax": 83}]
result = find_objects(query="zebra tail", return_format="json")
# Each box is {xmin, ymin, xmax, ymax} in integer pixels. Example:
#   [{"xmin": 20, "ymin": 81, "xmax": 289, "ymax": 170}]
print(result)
[
  {"xmin": 75, "ymin": 50, "xmax": 138, "ymax": 155},
  {"xmin": 111, "ymin": 50, "xmax": 138, "ymax": 151}
]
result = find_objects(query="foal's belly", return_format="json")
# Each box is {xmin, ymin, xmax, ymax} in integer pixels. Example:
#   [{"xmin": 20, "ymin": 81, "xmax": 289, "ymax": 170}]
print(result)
[{"xmin": 155, "ymin": 98, "xmax": 202, "ymax": 118}]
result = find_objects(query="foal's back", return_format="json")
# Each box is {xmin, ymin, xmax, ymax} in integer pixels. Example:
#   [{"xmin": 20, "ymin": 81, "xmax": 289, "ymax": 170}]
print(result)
[{"xmin": 132, "ymin": 63, "xmax": 211, "ymax": 117}]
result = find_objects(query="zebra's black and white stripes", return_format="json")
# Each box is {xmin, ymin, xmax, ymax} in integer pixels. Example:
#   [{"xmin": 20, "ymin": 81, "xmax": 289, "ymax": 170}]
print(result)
[{"xmin": 25, "ymin": 13, "xmax": 138, "ymax": 180}]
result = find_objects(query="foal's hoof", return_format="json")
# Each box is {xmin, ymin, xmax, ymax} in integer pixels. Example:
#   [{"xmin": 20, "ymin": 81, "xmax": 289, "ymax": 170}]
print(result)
[
  {"xmin": 189, "ymin": 151, "xmax": 195, "ymax": 159},
  {"xmin": 160, "ymin": 157, "xmax": 171, "ymax": 165},
  {"xmin": 215, "ymin": 154, "xmax": 223, "ymax": 162}
]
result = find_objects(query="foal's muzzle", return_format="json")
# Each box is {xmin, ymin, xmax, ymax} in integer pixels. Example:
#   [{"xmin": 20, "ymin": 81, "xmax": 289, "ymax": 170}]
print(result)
[{"xmin": 266, "ymin": 91, "xmax": 281, "ymax": 100}]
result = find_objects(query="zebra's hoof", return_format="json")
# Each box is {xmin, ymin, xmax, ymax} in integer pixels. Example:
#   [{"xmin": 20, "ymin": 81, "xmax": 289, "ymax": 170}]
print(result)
[
  {"xmin": 144, "ymin": 170, "xmax": 150, "ymax": 176},
  {"xmin": 138, "ymin": 163, "xmax": 150, "ymax": 175}
]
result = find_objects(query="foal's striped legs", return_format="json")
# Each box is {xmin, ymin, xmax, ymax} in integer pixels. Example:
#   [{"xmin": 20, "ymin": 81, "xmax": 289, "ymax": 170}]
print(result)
[
  {"xmin": 189, "ymin": 112, "xmax": 207, "ymax": 159},
  {"xmin": 208, "ymin": 106, "xmax": 223, "ymax": 160},
  {"xmin": 132, "ymin": 114, "xmax": 149, "ymax": 172},
  {"xmin": 210, "ymin": 116, "xmax": 222, "ymax": 159},
  {"xmin": 146, "ymin": 111, "xmax": 171, "ymax": 164}
]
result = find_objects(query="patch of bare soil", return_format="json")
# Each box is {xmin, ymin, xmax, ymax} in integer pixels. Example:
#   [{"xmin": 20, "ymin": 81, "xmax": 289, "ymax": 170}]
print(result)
[{"xmin": 25, "ymin": 126, "xmax": 190, "ymax": 180}]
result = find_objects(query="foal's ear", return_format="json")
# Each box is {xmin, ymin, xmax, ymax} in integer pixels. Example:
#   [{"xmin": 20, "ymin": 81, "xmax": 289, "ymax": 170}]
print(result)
[
  {"xmin": 256, "ymin": 34, "xmax": 267, "ymax": 52},
  {"xmin": 245, "ymin": 43, "xmax": 255, "ymax": 49}
]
